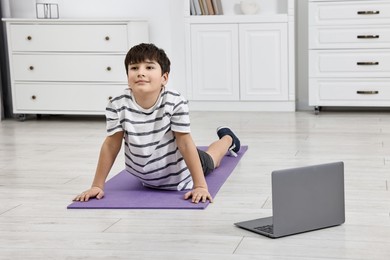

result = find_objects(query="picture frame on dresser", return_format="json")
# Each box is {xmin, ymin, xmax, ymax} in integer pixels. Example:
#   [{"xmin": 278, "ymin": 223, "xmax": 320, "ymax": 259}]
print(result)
[
  {"xmin": 308, "ymin": 0, "xmax": 390, "ymax": 114},
  {"xmin": 2, "ymin": 18, "xmax": 149, "ymax": 121}
]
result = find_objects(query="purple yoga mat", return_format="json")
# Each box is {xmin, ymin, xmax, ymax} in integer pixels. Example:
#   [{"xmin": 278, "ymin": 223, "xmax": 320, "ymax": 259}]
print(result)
[{"xmin": 67, "ymin": 146, "xmax": 247, "ymax": 209}]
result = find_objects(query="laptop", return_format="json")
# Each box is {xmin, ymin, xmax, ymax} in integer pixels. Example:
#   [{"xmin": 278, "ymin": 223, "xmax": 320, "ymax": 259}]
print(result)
[{"xmin": 235, "ymin": 161, "xmax": 345, "ymax": 238}]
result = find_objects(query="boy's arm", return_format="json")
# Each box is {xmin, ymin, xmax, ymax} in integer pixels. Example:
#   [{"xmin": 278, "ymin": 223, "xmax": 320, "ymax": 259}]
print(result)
[
  {"xmin": 174, "ymin": 132, "xmax": 213, "ymax": 204},
  {"xmin": 73, "ymin": 131, "xmax": 124, "ymax": 202}
]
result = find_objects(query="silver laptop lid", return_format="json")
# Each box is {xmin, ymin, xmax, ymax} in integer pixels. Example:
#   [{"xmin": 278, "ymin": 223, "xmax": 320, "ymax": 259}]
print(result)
[{"xmin": 272, "ymin": 161, "xmax": 345, "ymax": 237}]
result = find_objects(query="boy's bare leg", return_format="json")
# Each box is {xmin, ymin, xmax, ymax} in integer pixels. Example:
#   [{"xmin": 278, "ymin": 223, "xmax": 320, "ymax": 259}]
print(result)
[{"xmin": 206, "ymin": 135, "xmax": 232, "ymax": 168}]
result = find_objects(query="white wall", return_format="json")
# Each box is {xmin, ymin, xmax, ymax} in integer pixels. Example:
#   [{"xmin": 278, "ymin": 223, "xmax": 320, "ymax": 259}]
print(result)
[{"xmin": 2, "ymin": 0, "xmax": 311, "ymax": 110}]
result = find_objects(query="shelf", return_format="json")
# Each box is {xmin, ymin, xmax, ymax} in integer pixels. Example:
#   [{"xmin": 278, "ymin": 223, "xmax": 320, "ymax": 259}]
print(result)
[
  {"xmin": 185, "ymin": 14, "xmax": 288, "ymax": 23},
  {"xmin": 185, "ymin": 0, "xmax": 291, "ymax": 18}
]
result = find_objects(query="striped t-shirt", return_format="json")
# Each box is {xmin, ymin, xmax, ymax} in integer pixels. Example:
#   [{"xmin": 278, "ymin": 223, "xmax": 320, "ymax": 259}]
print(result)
[{"xmin": 105, "ymin": 87, "xmax": 193, "ymax": 191}]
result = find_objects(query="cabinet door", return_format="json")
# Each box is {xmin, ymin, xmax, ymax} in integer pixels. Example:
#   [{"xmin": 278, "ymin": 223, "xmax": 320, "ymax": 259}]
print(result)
[
  {"xmin": 190, "ymin": 24, "xmax": 239, "ymax": 100},
  {"xmin": 239, "ymin": 23, "xmax": 288, "ymax": 100}
]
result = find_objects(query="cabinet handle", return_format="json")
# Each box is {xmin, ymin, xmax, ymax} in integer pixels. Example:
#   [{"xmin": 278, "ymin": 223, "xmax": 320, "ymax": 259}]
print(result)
[
  {"xmin": 31, "ymin": 95, "xmax": 37, "ymax": 100},
  {"xmin": 27, "ymin": 35, "xmax": 32, "ymax": 41},
  {"xmin": 106, "ymin": 66, "xmax": 112, "ymax": 71},
  {"xmin": 29, "ymin": 66, "xmax": 34, "ymax": 70},
  {"xmin": 357, "ymin": 11, "xmax": 380, "ymax": 15},
  {"xmin": 105, "ymin": 36, "xmax": 110, "ymax": 41},
  {"xmin": 357, "ymin": 91, "xmax": 379, "ymax": 95},
  {"xmin": 357, "ymin": 62, "xmax": 379, "ymax": 66},
  {"xmin": 357, "ymin": 35, "xmax": 380, "ymax": 39}
]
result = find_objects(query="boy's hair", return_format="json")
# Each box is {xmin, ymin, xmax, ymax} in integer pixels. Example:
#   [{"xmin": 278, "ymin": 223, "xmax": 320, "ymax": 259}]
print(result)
[{"xmin": 124, "ymin": 43, "xmax": 171, "ymax": 75}]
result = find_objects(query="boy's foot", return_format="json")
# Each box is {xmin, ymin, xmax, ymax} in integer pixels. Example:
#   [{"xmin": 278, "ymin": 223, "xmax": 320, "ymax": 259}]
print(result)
[{"xmin": 216, "ymin": 126, "xmax": 241, "ymax": 157}]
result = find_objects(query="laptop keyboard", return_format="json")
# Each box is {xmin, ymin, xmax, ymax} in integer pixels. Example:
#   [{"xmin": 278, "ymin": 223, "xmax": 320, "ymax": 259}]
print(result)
[{"xmin": 254, "ymin": 224, "xmax": 274, "ymax": 234}]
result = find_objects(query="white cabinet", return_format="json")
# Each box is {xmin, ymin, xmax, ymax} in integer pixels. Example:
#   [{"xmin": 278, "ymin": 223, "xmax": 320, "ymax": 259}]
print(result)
[
  {"xmin": 3, "ymin": 19, "xmax": 148, "ymax": 119},
  {"xmin": 308, "ymin": 0, "xmax": 390, "ymax": 113},
  {"xmin": 185, "ymin": 0, "xmax": 295, "ymax": 111}
]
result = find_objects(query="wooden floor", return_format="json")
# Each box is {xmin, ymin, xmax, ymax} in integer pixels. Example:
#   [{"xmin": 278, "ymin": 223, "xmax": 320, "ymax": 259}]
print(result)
[{"xmin": 0, "ymin": 111, "xmax": 390, "ymax": 259}]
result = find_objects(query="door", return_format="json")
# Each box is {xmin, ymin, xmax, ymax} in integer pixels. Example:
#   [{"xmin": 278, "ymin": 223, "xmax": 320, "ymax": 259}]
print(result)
[
  {"xmin": 190, "ymin": 24, "xmax": 239, "ymax": 100},
  {"xmin": 239, "ymin": 23, "xmax": 288, "ymax": 100}
]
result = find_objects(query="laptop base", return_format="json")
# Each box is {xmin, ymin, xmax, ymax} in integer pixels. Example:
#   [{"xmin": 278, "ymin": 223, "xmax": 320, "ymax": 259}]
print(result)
[{"xmin": 235, "ymin": 216, "xmax": 276, "ymax": 238}]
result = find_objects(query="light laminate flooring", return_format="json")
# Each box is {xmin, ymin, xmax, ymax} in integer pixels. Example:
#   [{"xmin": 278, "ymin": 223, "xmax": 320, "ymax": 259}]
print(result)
[{"xmin": 0, "ymin": 111, "xmax": 389, "ymax": 259}]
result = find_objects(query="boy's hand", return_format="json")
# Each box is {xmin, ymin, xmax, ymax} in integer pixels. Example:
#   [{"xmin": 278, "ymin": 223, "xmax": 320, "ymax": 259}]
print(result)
[
  {"xmin": 184, "ymin": 187, "xmax": 213, "ymax": 204},
  {"xmin": 73, "ymin": 187, "xmax": 104, "ymax": 202}
]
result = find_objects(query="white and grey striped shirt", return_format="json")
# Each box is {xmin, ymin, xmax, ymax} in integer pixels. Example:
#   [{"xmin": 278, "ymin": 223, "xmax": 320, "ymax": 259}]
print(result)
[{"xmin": 105, "ymin": 87, "xmax": 193, "ymax": 190}]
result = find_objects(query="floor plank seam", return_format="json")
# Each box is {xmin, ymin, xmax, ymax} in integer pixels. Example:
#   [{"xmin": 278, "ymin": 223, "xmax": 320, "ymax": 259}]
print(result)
[
  {"xmin": 102, "ymin": 218, "xmax": 122, "ymax": 233},
  {"xmin": 232, "ymin": 236, "xmax": 245, "ymax": 255},
  {"xmin": 63, "ymin": 176, "xmax": 81, "ymax": 185},
  {"xmin": 261, "ymin": 196, "xmax": 269, "ymax": 209},
  {"xmin": 0, "ymin": 204, "xmax": 22, "ymax": 216}
]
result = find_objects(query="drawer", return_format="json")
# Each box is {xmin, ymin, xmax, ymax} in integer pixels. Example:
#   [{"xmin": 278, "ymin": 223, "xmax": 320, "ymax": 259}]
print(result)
[
  {"xmin": 309, "ymin": 25, "xmax": 390, "ymax": 49},
  {"xmin": 12, "ymin": 54, "xmax": 126, "ymax": 82},
  {"xmin": 14, "ymin": 83, "xmax": 127, "ymax": 113},
  {"xmin": 309, "ymin": 50, "xmax": 390, "ymax": 78},
  {"xmin": 309, "ymin": 1, "xmax": 390, "ymax": 26},
  {"xmin": 9, "ymin": 24, "xmax": 128, "ymax": 52},
  {"xmin": 309, "ymin": 78, "xmax": 390, "ymax": 106}
]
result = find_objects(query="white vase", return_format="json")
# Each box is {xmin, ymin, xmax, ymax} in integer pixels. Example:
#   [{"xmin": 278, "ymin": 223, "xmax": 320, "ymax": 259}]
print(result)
[{"xmin": 240, "ymin": 0, "xmax": 259, "ymax": 15}]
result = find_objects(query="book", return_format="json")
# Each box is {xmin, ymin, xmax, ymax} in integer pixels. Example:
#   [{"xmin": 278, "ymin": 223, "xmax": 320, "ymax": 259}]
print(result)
[
  {"xmin": 211, "ymin": 0, "xmax": 219, "ymax": 15},
  {"xmin": 206, "ymin": 0, "xmax": 215, "ymax": 15},
  {"xmin": 201, "ymin": 0, "xmax": 209, "ymax": 15},
  {"xmin": 193, "ymin": 0, "xmax": 202, "ymax": 15},
  {"xmin": 212, "ymin": 0, "xmax": 223, "ymax": 15},
  {"xmin": 198, "ymin": 0, "xmax": 205, "ymax": 15},
  {"xmin": 190, "ymin": 0, "xmax": 195, "ymax": 15}
]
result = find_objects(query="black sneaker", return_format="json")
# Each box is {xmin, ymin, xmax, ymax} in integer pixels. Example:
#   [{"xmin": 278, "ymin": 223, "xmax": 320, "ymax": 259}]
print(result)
[{"xmin": 216, "ymin": 126, "xmax": 241, "ymax": 157}]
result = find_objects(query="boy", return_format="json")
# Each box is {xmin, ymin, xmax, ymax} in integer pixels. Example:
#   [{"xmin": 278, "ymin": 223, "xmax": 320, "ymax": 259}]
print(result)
[{"xmin": 73, "ymin": 43, "xmax": 240, "ymax": 204}]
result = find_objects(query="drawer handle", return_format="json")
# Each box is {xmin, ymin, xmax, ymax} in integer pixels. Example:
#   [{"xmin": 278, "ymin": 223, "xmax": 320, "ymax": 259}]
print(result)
[
  {"xmin": 106, "ymin": 66, "xmax": 112, "ymax": 71},
  {"xmin": 27, "ymin": 36, "xmax": 32, "ymax": 41},
  {"xmin": 31, "ymin": 95, "xmax": 37, "ymax": 100},
  {"xmin": 357, "ymin": 62, "xmax": 379, "ymax": 66},
  {"xmin": 357, "ymin": 91, "xmax": 379, "ymax": 95},
  {"xmin": 105, "ymin": 36, "xmax": 110, "ymax": 41},
  {"xmin": 357, "ymin": 11, "xmax": 380, "ymax": 15},
  {"xmin": 357, "ymin": 35, "xmax": 380, "ymax": 39},
  {"xmin": 29, "ymin": 66, "xmax": 34, "ymax": 70},
  {"xmin": 358, "ymin": 11, "xmax": 380, "ymax": 15}
]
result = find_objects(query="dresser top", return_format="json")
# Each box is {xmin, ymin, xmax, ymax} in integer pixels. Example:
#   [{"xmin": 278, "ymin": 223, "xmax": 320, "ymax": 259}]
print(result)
[{"xmin": 2, "ymin": 18, "xmax": 148, "ymax": 24}]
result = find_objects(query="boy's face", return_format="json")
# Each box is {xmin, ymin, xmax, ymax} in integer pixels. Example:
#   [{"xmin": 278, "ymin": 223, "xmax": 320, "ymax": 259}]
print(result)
[{"xmin": 127, "ymin": 59, "xmax": 168, "ymax": 96}]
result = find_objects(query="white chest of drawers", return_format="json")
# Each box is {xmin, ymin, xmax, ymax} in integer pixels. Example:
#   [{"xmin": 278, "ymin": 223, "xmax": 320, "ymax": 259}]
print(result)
[
  {"xmin": 308, "ymin": 0, "xmax": 390, "ymax": 114},
  {"xmin": 3, "ymin": 19, "xmax": 148, "ymax": 120}
]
